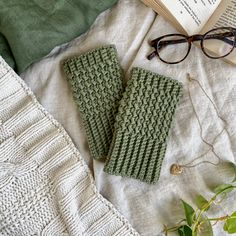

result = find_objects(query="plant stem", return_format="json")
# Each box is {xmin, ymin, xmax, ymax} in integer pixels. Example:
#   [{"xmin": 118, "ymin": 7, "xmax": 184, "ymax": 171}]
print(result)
[
  {"xmin": 192, "ymin": 186, "xmax": 236, "ymax": 235},
  {"xmin": 163, "ymin": 185, "xmax": 236, "ymax": 236},
  {"xmin": 163, "ymin": 224, "xmax": 184, "ymax": 233},
  {"xmin": 207, "ymin": 215, "xmax": 229, "ymax": 221}
]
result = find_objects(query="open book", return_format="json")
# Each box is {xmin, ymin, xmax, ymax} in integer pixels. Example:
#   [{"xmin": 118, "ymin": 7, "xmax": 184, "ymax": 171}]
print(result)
[{"xmin": 141, "ymin": 0, "xmax": 236, "ymax": 65}]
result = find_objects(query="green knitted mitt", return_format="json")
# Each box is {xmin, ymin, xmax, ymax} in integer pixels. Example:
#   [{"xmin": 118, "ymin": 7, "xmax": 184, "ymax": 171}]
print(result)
[
  {"xmin": 63, "ymin": 45, "xmax": 124, "ymax": 160},
  {"xmin": 104, "ymin": 67, "xmax": 183, "ymax": 184}
]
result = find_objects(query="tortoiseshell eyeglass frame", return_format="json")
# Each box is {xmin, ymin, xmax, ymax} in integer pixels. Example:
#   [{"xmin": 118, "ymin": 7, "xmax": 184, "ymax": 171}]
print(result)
[{"xmin": 147, "ymin": 27, "xmax": 236, "ymax": 64}]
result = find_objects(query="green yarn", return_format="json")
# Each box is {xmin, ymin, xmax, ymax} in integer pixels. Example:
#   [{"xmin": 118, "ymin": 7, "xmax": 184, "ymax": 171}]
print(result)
[
  {"xmin": 104, "ymin": 67, "xmax": 183, "ymax": 184},
  {"xmin": 63, "ymin": 45, "xmax": 124, "ymax": 160}
]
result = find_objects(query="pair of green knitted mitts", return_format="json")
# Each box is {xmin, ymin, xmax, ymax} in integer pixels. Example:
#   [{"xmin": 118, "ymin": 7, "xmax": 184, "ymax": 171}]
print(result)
[{"xmin": 63, "ymin": 45, "xmax": 183, "ymax": 184}]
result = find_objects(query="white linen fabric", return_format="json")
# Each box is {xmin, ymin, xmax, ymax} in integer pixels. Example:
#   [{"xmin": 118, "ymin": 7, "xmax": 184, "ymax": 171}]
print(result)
[
  {"xmin": 0, "ymin": 57, "xmax": 139, "ymax": 236},
  {"xmin": 21, "ymin": 0, "xmax": 236, "ymax": 235}
]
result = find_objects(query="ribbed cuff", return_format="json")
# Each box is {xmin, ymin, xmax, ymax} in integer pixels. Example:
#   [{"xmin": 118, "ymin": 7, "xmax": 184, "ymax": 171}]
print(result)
[
  {"xmin": 63, "ymin": 45, "xmax": 124, "ymax": 160},
  {"xmin": 104, "ymin": 67, "xmax": 183, "ymax": 184}
]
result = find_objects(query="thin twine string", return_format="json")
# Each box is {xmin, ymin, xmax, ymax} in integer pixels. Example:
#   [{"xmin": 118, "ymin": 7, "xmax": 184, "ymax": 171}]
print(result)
[
  {"xmin": 187, "ymin": 73, "xmax": 229, "ymax": 135},
  {"xmin": 171, "ymin": 73, "xmax": 228, "ymax": 174}
]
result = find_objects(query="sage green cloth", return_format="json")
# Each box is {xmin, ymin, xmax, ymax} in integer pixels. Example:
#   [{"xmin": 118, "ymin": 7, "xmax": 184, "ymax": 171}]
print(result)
[
  {"xmin": 0, "ymin": 0, "xmax": 117, "ymax": 73},
  {"xmin": 104, "ymin": 67, "xmax": 183, "ymax": 184},
  {"xmin": 63, "ymin": 45, "xmax": 124, "ymax": 160}
]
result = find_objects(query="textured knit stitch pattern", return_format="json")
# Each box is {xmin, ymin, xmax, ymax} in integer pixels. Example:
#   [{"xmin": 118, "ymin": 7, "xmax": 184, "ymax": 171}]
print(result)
[
  {"xmin": 0, "ymin": 56, "xmax": 139, "ymax": 236},
  {"xmin": 104, "ymin": 67, "xmax": 183, "ymax": 184},
  {"xmin": 63, "ymin": 45, "xmax": 124, "ymax": 160}
]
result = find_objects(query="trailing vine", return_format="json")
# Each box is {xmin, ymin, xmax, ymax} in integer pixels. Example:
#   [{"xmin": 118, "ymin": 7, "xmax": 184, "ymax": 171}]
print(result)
[{"xmin": 159, "ymin": 162, "xmax": 236, "ymax": 236}]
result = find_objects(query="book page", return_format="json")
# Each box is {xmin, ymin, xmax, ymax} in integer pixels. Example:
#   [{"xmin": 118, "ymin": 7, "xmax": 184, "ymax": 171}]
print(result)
[
  {"xmin": 202, "ymin": 0, "xmax": 236, "ymax": 30},
  {"xmin": 159, "ymin": 0, "xmax": 221, "ymax": 35},
  {"xmin": 201, "ymin": 0, "xmax": 236, "ymax": 65},
  {"xmin": 142, "ymin": 0, "xmax": 187, "ymax": 33}
]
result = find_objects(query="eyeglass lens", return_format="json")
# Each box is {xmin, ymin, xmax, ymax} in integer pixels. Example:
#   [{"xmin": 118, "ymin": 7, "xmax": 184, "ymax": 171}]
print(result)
[
  {"xmin": 156, "ymin": 35, "xmax": 190, "ymax": 64},
  {"xmin": 202, "ymin": 28, "xmax": 235, "ymax": 58}
]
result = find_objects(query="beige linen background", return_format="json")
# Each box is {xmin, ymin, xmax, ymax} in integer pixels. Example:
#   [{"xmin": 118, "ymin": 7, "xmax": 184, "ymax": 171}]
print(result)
[{"xmin": 21, "ymin": 0, "xmax": 236, "ymax": 235}]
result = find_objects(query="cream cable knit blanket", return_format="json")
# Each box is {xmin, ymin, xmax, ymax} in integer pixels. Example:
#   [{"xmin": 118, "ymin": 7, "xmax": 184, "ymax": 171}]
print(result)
[{"xmin": 0, "ymin": 57, "xmax": 139, "ymax": 236}]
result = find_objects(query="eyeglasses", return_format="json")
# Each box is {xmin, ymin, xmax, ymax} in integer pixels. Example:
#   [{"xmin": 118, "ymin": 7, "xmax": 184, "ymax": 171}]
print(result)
[{"xmin": 147, "ymin": 27, "xmax": 236, "ymax": 64}]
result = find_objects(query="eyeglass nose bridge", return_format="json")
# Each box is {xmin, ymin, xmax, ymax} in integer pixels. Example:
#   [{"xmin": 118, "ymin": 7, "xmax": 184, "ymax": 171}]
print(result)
[{"xmin": 187, "ymin": 34, "xmax": 204, "ymax": 43}]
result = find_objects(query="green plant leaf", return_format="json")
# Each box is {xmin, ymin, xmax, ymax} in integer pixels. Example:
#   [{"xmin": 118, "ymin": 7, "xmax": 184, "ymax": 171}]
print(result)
[
  {"xmin": 224, "ymin": 211, "xmax": 236, "ymax": 234},
  {"xmin": 181, "ymin": 200, "xmax": 195, "ymax": 226},
  {"xmin": 213, "ymin": 184, "xmax": 235, "ymax": 195},
  {"xmin": 195, "ymin": 195, "xmax": 210, "ymax": 211},
  {"xmin": 178, "ymin": 225, "xmax": 192, "ymax": 236},
  {"xmin": 197, "ymin": 217, "xmax": 213, "ymax": 236},
  {"xmin": 231, "ymin": 162, "xmax": 236, "ymax": 182}
]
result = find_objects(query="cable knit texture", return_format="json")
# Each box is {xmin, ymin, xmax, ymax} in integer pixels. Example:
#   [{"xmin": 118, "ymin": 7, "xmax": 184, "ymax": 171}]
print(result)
[
  {"xmin": 63, "ymin": 45, "xmax": 124, "ymax": 160},
  {"xmin": 104, "ymin": 67, "xmax": 183, "ymax": 184},
  {"xmin": 0, "ymin": 57, "xmax": 139, "ymax": 236}
]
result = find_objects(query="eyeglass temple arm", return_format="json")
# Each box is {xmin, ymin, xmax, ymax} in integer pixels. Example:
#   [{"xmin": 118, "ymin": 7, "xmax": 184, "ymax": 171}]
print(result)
[
  {"xmin": 203, "ymin": 32, "xmax": 235, "ymax": 46},
  {"xmin": 147, "ymin": 32, "xmax": 235, "ymax": 60}
]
